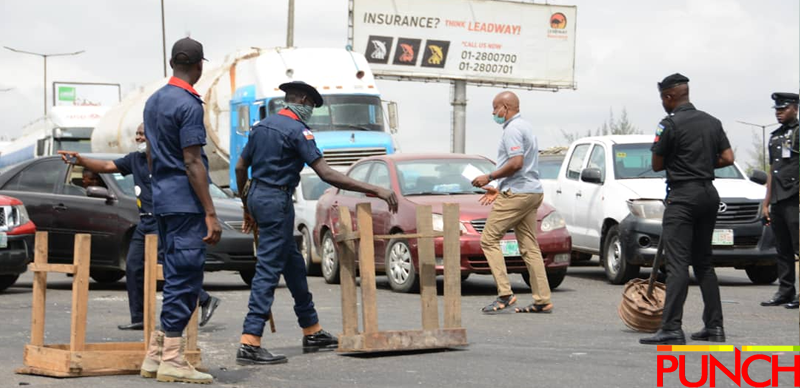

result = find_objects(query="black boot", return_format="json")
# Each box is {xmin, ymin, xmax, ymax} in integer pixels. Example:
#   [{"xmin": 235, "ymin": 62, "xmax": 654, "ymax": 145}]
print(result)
[
  {"xmin": 639, "ymin": 329, "xmax": 686, "ymax": 345},
  {"xmin": 690, "ymin": 326, "xmax": 725, "ymax": 342},
  {"xmin": 118, "ymin": 322, "xmax": 144, "ymax": 330},
  {"xmin": 199, "ymin": 296, "xmax": 221, "ymax": 327},
  {"xmin": 235, "ymin": 344, "xmax": 288, "ymax": 365},
  {"xmin": 302, "ymin": 329, "xmax": 338, "ymax": 353},
  {"xmin": 785, "ymin": 296, "xmax": 799, "ymax": 309},
  {"xmin": 761, "ymin": 294, "xmax": 791, "ymax": 306}
]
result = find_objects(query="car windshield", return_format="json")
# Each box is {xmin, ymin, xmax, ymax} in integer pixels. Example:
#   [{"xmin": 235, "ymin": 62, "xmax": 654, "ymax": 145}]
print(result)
[
  {"xmin": 538, "ymin": 157, "xmax": 563, "ymax": 180},
  {"xmin": 269, "ymin": 95, "xmax": 385, "ymax": 132},
  {"xmin": 612, "ymin": 143, "xmax": 742, "ymax": 179},
  {"xmin": 112, "ymin": 173, "xmax": 229, "ymax": 199},
  {"xmin": 396, "ymin": 159, "xmax": 495, "ymax": 196},
  {"xmin": 300, "ymin": 173, "xmax": 332, "ymax": 200}
]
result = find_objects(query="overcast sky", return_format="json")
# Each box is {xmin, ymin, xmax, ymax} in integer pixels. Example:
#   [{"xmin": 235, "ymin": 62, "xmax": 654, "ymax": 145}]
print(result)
[{"xmin": 0, "ymin": 0, "xmax": 798, "ymax": 169}]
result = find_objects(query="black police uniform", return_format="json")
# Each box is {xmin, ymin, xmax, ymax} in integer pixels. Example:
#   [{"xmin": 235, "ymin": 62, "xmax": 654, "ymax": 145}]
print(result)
[
  {"xmin": 650, "ymin": 78, "xmax": 730, "ymax": 335},
  {"xmin": 764, "ymin": 92, "xmax": 799, "ymax": 305}
]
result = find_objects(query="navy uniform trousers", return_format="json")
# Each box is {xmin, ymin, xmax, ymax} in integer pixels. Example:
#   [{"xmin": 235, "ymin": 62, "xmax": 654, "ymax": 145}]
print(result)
[
  {"xmin": 661, "ymin": 181, "xmax": 724, "ymax": 331},
  {"xmin": 155, "ymin": 213, "xmax": 207, "ymax": 334},
  {"xmin": 125, "ymin": 216, "xmax": 210, "ymax": 324},
  {"xmin": 771, "ymin": 197, "xmax": 799, "ymax": 298},
  {"xmin": 242, "ymin": 182, "xmax": 318, "ymax": 337}
]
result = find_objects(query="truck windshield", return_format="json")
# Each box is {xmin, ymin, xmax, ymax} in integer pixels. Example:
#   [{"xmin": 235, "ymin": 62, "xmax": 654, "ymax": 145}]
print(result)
[
  {"xmin": 612, "ymin": 143, "xmax": 742, "ymax": 179},
  {"xmin": 269, "ymin": 95, "xmax": 385, "ymax": 132},
  {"xmin": 55, "ymin": 139, "xmax": 92, "ymax": 154},
  {"xmin": 396, "ymin": 159, "xmax": 495, "ymax": 196}
]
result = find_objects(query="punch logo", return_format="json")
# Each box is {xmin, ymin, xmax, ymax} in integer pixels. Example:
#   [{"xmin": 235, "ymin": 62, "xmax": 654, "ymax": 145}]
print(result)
[
  {"xmin": 393, "ymin": 38, "xmax": 421, "ymax": 66},
  {"xmin": 421, "ymin": 40, "xmax": 450, "ymax": 69},
  {"xmin": 365, "ymin": 35, "xmax": 393, "ymax": 64},
  {"xmin": 550, "ymin": 13, "xmax": 567, "ymax": 29}
]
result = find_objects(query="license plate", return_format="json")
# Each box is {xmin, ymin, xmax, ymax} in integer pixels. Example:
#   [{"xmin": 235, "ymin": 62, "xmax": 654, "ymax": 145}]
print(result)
[
  {"xmin": 554, "ymin": 253, "xmax": 570, "ymax": 264},
  {"xmin": 0, "ymin": 232, "xmax": 7, "ymax": 249},
  {"xmin": 712, "ymin": 229, "xmax": 734, "ymax": 246},
  {"xmin": 500, "ymin": 240, "xmax": 520, "ymax": 257}
]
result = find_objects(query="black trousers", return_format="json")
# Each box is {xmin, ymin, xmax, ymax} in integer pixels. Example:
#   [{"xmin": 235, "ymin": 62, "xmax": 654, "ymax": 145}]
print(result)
[
  {"xmin": 661, "ymin": 181, "xmax": 724, "ymax": 331},
  {"xmin": 771, "ymin": 197, "xmax": 799, "ymax": 299}
]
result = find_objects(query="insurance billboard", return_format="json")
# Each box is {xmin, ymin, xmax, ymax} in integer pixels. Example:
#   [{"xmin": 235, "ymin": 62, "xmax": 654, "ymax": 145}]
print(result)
[{"xmin": 53, "ymin": 82, "xmax": 121, "ymax": 107}]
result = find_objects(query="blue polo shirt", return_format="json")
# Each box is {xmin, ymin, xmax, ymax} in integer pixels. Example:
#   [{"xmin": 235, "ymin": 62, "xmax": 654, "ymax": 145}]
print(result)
[
  {"xmin": 496, "ymin": 114, "xmax": 543, "ymax": 193},
  {"xmin": 113, "ymin": 151, "xmax": 153, "ymax": 215},
  {"xmin": 240, "ymin": 109, "xmax": 322, "ymax": 189},
  {"xmin": 143, "ymin": 77, "xmax": 209, "ymax": 215}
]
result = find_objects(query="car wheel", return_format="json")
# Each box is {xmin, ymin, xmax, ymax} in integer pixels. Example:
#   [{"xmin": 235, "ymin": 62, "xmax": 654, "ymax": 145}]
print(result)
[
  {"xmin": 385, "ymin": 239, "xmax": 418, "ymax": 293},
  {"xmin": 321, "ymin": 230, "xmax": 340, "ymax": 284},
  {"xmin": 460, "ymin": 273, "xmax": 470, "ymax": 282},
  {"xmin": 0, "ymin": 274, "xmax": 19, "ymax": 292},
  {"xmin": 521, "ymin": 268, "xmax": 567, "ymax": 291},
  {"xmin": 300, "ymin": 227, "xmax": 320, "ymax": 276},
  {"xmin": 602, "ymin": 225, "xmax": 639, "ymax": 284},
  {"xmin": 239, "ymin": 269, "xmax": 255, "ymax": 287},
  {"xmin": 90, "ymin": 270, "xmax": 125, "ymax": 284},
  {"xmin": 745, "ymin": 265, "xmax": 778, "ymax": 285}
]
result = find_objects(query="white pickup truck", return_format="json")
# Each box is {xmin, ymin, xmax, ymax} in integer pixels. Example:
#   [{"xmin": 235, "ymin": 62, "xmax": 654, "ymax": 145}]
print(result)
[{"xmin": 550, "ymin": 135, "xmax": 777, "ymax": 284}]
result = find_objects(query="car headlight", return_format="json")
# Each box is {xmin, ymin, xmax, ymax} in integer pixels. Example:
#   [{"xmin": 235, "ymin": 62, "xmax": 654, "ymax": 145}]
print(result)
[
  {"xmin": 541, "ymin": 211, "xmax": 566, "ymax": 232},
  {"xmin": 627, "ymin": 199, "xmax": 665, "ymax": 220},
  {"xmin": 6, "ymin": 205, "xmax": 30, "ymax": 228},
  {"xmin": 431, "ymin": 213, "xmax": 467, "ymax": 233}
]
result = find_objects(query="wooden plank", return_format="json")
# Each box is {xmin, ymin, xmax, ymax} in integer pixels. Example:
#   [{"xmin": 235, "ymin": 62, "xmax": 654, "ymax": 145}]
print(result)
[
  {"xmin": 21, "ymin": 344, "xmax": 70, "ymax": 373},
  {"xmin": 356, "ymin": 203, "xmax": 378, "ymax": 334},
  {"xmin": 337, "ymin": 206, "xmax": 359, "ymax": 336},
  {"xmin": 69, "ymin": 348, "xmax": 143, "ymax": 373},
  {"xmin": 442, "ymin": 204, "xmax": 462, "ymax": 329},
  {"xmin": 416, "ymin": 205, "xmax": 439, "ymax": 331},
  {"xmin": 374, "ymin": 232, "xmax": 444, "ymax": 240},
  {"xmin": 338, "ymin": 328, "xmax": 468, "ymax": 353},
  {"xmin": 17, "ymin": 348, "xmax": 201, "ymax": 378},
  {"xmin": 186, "ymin": 302, "xmax": 199, "ymax": 351},
  {"xmin": 334, "ymin": 231, "xmax": 360, "ymax": 243},
  {"xmin": 30, "ymin": 232, "xmax": 48, "ymax": 347},
  {"xmin": 143, "ymin": 235, "xmax": 158, "ymax": 345},
  {"xmin": 28, "ymin": 263, "xmax": 76, "ymax": 274},
  {"xmin": 69, "ymin": 234, "xmax": 91, "ymax": 352},
  {"xmin": 156, "ymin": 264, "xmax": 164, "ymax": 281}
]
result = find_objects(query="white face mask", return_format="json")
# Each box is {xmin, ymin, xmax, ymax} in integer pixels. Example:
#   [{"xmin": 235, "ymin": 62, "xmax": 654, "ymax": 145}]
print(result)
[{"xmin": 137, "ymin": 142, "xmax": 147, "ymax": 153}]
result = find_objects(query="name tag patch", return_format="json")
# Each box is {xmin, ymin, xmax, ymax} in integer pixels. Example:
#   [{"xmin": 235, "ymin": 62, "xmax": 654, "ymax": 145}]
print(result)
[
  {"xmin": 509, "ymin": 145, "xmax": 521, "ymax": 152},
  {"xmin": 303, "ymin": 129, "xmax": 314, "ymax": 140}
]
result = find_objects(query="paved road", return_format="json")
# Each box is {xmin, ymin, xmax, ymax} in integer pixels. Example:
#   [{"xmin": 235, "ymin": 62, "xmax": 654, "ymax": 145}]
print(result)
[{"xmin": 1, "ymin": 261, "xmax": 797, "ymax": 387}]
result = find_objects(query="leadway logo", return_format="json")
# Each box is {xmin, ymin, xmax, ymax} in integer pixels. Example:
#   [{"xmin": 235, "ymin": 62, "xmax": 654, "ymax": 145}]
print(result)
[{"xmin": 656, "ymin": 345, "xmax": 800, "ymax": 387}]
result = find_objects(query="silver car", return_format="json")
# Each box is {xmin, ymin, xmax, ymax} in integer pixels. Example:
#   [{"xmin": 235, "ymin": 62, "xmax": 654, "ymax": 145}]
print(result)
[{"xmin": 293, "ymin": 167, "xmax": 345, "ymax": 275}]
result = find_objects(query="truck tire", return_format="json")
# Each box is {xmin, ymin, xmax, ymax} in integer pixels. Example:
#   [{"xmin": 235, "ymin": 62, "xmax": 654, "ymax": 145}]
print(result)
[
  {"xmin": 90, "ymin": 270, "xmax": 125, "ymax": 284},
  {"xmin": 0, "ymin": 274, "xmax": 19, "ymax": 292},
  {"xmin": 385, "ymin": 238, "xmax": 418, "ymax": 293},
  {"xmin": 522, "ymin": 268, "xmax": 567, "ymax": 290},
  {"xmin": 321, "ymin": 231, "xmax": 340, "ymax": 284},
  {"xmin": 300, "ymin": 227, "xmax": 320, "ymax": 276},
  {"xmin": 602, "ymin": 225, "xmax": 639, "ymax": 284},
  {"xmin": 745, "ymin": 265, "xmax": 778, "ymax": 285}
]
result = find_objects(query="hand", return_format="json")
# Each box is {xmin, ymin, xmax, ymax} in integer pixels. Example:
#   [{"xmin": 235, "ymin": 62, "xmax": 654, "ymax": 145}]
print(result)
[
  {"xmin": 762, "ymin": 203, "xmax": 771, "ymax": 226},
  {"xmin": 242, "ymin": 210, "xmax": 256, "ymax": 234},
  {"xmin": 203, "ymin": 214, "xmax": 222, "ymax": 245},
  {"xmin": 479, "ymin": 186, "xmax": 499, "ymax": 206},
  {"xmin": 472, "ymin": 174, "xmax": 491, "ymax": 188},
  {"xmin": 57, "ymin": 150, "xmax": 80, "ymax": 164},
  {"xmin": 377, "ymin": 188, "xmax": 399, "ymax": 213}
]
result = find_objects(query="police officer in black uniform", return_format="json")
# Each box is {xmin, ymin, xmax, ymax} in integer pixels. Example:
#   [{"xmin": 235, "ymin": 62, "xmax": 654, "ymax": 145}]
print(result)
[
  {"xmin": 640, "ymin": 74, "xmax": 735, "ymax": 345},
  {"xmin": 760, "ymin": 92, "xmax": 799, "ymax": 309}
]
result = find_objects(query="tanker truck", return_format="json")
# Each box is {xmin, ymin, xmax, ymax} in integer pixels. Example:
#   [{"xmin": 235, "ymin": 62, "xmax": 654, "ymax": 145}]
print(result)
[{"xmin": 91, "ymin": 47, "xmax": 399, "ymax": 192}]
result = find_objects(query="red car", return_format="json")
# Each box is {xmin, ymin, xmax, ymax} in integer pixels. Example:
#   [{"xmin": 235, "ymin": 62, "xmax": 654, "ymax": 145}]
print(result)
[
  {"xmin": 312, "ymin": 154, "xmax": 572, "ymax": 293},
  {"xmin": 0, "ymin": 195, "xmax": 36, "ymax": 292}
]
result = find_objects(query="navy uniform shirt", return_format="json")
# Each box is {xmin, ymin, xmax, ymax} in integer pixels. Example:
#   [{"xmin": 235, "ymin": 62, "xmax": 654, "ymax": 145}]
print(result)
[
  {"xmin": 241, "ymin": 109, "xmax": 322, "ymax": 189},
  {"xmin": 143, "ymin": 77, "xmax": 209, "ymax": 215},
  {"xmin": 113, "ymin": 151, "xmax": 153, "ymax": 214},
  {"xmin": 767, "ymin": 119, "xmax": 799, "ymax": 203},
  {"xmin": 651, "ymin": 103, "xmax": 731, "ymax": 183}
]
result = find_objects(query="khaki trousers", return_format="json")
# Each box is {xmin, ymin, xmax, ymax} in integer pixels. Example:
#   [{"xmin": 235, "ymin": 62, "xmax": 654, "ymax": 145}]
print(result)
[{"xmin": 479, "ymin": 191, "xmax": 551, "ymax": 304}]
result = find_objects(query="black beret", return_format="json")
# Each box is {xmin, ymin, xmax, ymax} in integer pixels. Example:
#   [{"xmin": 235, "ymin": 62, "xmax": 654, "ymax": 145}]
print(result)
[
  {"xmin": 658, "ymin": 73, "xmax": 690, "ymax": 91},
  {"xmin": 279, "ymin": 81, "xmax": 324, "ymax": 108},
  {"xmin": 772, "ymin": 92, "xmax": 799, "ymax": 109}
]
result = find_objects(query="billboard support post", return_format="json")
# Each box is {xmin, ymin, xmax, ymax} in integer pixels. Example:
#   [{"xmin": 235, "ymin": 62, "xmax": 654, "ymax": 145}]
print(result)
[{"xmin": 451, "ymin": 80, "xmax": 467, "ymax": 154}]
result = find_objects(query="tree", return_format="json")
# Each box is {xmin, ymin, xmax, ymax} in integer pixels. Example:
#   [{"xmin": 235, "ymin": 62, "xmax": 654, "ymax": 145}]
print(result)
[
  {"xmin": 743, "ymin": 130, "xmax": 766, "ymax": 176},
  {"xmin": 561, "ymin": 107, "xmax": 640, "ymax": 143}
]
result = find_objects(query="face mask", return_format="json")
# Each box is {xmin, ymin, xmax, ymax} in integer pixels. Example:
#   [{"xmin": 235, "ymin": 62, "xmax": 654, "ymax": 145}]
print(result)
[
  {"xmin": 137, "ymin": 142, "xmax": 147, "ymax": 153},
  {"xmin": 493, "ymin": 114, "xmax": 506, "ymax": 125},
  {"xmin": 286, "ymin": 103, "xmax": 314, "ymax": 123}
]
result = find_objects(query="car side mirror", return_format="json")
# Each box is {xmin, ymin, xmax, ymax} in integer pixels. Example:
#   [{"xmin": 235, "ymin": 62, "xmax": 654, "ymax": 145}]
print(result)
[
  {"xmin": 86, "ymin": 186, "xmax": 114, "ymax": 201},
  {"xmin": 749, "ymin": 170, "xmax": 768, "ymax": 185},
  {"xmin": 580, "ymin": 168, "xmax": 603, "ymax": 184}
]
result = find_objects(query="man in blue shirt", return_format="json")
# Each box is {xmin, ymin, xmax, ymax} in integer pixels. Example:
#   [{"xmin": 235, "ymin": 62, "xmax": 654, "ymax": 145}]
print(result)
[
  {"xmin": 141, "ymin": 37, "xmax": 220, "ymax": 384},
  {"xmin": 234, "ymin": 81, "xmax": 397, "ymax": 365},
  {"xmin": 58, "ymin": 123, "xmax": 221, "ymax": 332}
]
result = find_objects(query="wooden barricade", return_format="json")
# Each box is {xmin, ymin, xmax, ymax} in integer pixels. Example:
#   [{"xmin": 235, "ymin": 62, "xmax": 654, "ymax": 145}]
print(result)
[
  {"xmin": 336, "ymin": 203, "xmax": 467, "ymax": 353},
  {"xmin": 16, "ymin": 232, "xmax": 200, "ymax": 377}
]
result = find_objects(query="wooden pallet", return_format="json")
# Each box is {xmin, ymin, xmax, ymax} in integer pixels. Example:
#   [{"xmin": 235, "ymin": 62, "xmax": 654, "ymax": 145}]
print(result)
[
  {"xmin": 335, "ymin": 203, "xmax": 468, "ymax": 353},
  {"xmin": 16, "ymin": 232, "xmax": 201, "ymax": 378}
]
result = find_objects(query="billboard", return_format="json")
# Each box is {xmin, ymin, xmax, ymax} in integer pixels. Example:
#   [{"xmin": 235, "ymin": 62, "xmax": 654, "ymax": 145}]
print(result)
[
  {"xmin": 53, "ymin": 82, "xmax": 121, "ymax": 107},
  {"xmin": 351, "ymin": 0, "xmax": 577, "ymax": 89}
]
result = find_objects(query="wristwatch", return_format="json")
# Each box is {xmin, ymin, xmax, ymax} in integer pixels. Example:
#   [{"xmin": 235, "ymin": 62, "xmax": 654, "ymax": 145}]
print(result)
[{"xmin": 488, "ymin": 172, "xmax": 494, "ymax": 181}]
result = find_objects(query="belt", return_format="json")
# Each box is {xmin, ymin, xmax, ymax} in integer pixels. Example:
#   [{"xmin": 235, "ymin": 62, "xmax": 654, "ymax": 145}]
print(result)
[
  {"xmin": 252, "ymin": 180, "xmax": 291, "ymax": 192},
  {"xmin": 668, "ymin": 179, "xmax": 712, "ymax": 188},
  {"xmin": 139, "ymin": 213, "xmax": 154, "ymax": 217}
]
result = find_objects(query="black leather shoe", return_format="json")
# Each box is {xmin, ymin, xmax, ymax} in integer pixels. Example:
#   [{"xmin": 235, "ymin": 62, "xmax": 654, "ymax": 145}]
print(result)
[
  {"xmin": 117, "ymin": 322, "xmax": 144, "ymax": 330},
  {"xmin": 691, "ymin": 326, "xmax": 725, "ymax": 342},
  {"xmin": 639, "ymin": 329, "xmax": 686, "ymax": 345},
  {"xmin": 785, "ymin": 299, "xmax": 799, "ymax": 309},
  {"xmin": 199, "ymin": 296, "xmax": 221, "ymax": 327},
  {"xmin": 302, "ymin": 329, "xmax": 338, "ymax": 353},
  {"xmin": 235, "ymin": 344, "xmax": 288, "ymax": 365},
  {"xmin": 761, "ymin": 295, "xmax": 791, "ymax": 306}
]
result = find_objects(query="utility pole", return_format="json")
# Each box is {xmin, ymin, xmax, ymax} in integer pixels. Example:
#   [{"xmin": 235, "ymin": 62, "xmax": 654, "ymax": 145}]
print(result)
[
  {"xmin": 161, "ymin": 0, "xmax": 168, "ymax": 77},
  {"xmin": 737, "ymin": 120, "xmax": 780, "ymax": 171},
  {"xmin": 4, "ymin": 46, "xmax": 84, "ymax": 117},
  {"xmin": 451, "ymin": 80, "xmax": 467, "ymax": 153},
  {"xmin": 286, "ymin": 0, "xmax": 295, "ymax": 47}
]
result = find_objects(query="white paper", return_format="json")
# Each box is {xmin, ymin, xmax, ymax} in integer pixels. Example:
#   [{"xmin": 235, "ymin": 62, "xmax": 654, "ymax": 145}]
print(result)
[{"xmin": 461, "ymin": 164, "xmax": 484, "ymax": 182}]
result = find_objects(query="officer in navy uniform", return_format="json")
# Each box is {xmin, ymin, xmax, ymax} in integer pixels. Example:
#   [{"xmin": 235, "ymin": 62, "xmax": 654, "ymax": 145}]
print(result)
[
  {"xmin": 640, "ymin": 74, "xmax": 735, "ymax": 346},
  {"xmin": 234, "ymin": 81, "xmax": 398, "ymax": 365},
  {"xmin": 58, "ymin": 123, "xmax": 221, "ymax": 331},
  {"xmin": 760, "ymin": 92, "xmax": 799, "ymax": 309}
]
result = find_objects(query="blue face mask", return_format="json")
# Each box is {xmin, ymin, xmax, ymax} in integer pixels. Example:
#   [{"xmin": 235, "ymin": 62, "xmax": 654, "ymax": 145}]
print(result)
[{"xmin": 493, "ymin": 114, "xmax": 506, "ymax": 125}]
